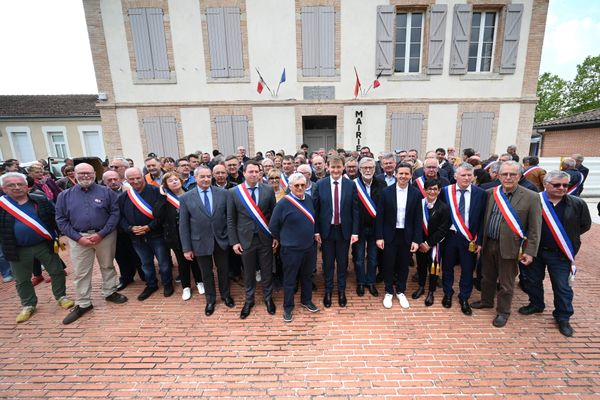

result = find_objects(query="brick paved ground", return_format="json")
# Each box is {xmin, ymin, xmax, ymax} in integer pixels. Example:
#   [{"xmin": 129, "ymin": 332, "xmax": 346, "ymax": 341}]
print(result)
[{"xmin": 1, "ymin": 226, "xmax": 600, "ymax": 399}]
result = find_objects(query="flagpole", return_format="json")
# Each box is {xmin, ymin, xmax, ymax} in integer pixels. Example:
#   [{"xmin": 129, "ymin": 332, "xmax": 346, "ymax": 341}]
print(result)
[{"xmin": 255, "ymin": 67, "xmax": 273, "ymax": 96}]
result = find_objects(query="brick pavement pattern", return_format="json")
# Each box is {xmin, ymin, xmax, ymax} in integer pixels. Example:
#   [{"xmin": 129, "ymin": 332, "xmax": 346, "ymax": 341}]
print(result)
[{"xmin": 1, "ymin": 225, "xmax": 599, "ymax": 399}]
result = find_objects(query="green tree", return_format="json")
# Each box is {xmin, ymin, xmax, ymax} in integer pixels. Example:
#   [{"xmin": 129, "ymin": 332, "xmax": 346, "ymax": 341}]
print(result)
[
  {"xmin": 535, "ymin": 72, "xmax": 567, "ymax": 122},
  {"xmin": 566, "ymin": 55, "xmax": 600, "ymax": 115}
]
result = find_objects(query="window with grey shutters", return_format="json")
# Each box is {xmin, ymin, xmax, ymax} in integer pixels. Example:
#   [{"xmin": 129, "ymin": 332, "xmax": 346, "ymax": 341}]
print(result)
[
  {"xmin": 143, "ymin": 116, "xmax": 180, "ymax": 157},
  {"xmin": 390, "ymin": 113, "xmax": 423, "ymax": 153},
  {"xmin": 216, "ymin": 115, "xmax": 249, "ymax": 156},
  {"xmin": 206, "ymin": 7, "xmax": 244, "ymax": 78},
  {"xmin": 375, "ymin": 6, "xmax": 395, "ymax": 75},
  {"xmin": 449, "ymin": 4, "xmax": 472, "ymax": 75},
  {"xmin": 395, "ymin": 12, "xmax": 424, "ymax": 73},
  {"xmin": 467, "ymin": 11, "xmax": 497, "ymax": 72},
  {"xmin": 427, "ymin": 4, "xmax": 448, "ymax": 75},
  {"xmin": 499, "ymin": 4, "xmax": 523, "ymax": 74},
  {"xmin": 301, "ymin": 6, "xmax": 335, "ymax": 77},
  {"xmin": 128, "ymin": 8, "xmax": 170, "ymax": 80},
  {"xmin": 459, "ymin": 112, "xmax": 494, "ymax": 158}
]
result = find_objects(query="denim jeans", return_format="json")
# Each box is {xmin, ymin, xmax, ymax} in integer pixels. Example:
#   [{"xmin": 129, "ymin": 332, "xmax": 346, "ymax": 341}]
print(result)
[
  {"xmin": 131, "ymin": 235, "xmax": 173, "ymax": 289},
  {"xmin": 527, "ymin": 248, "xmax": 574, "ymax": 321},
  {"xmin": 0, "ymin": 243, "xmax": 12, "ymax": 278},
  {"xmin": 355, "ymin": 228, "xmax": 377, "ymax": 285}
]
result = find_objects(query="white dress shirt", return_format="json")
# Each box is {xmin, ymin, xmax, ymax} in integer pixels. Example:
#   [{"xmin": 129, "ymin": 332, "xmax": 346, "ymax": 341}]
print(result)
[{"xmin": 395, "ymin": 185, "xmax": 408, "ymax": 229}]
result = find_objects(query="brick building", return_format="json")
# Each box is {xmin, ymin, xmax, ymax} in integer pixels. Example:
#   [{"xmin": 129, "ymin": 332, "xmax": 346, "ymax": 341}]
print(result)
[
  {"xmin": 83, "ymin": 0, "xmax": 548, "ymax": 164},
  {"xmin": 533, "ymin": 108, "xmax": 600, "ymax": 157}
]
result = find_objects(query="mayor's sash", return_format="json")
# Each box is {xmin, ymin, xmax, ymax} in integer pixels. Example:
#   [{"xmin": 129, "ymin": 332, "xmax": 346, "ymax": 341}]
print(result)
[
  {"xmin": 284, "ymin": 194, "xmax": 315, "ymax": 225},
  {"xmin": 236, "ymin": 185, "xmax": 271, "ymax": 236},
  {"xmin": 444, "ymin": 185, "xmax": 477, "ymax": 252},
  {"xmin": 493, "ymin": 186, "xmax": 527, "ymax": 257},
  {"xmin": 421, "ymin": 198, "xmax": 442, "ymax": 276},
  {"xmin": 165, "ymin": 190, "xmax": 180, "ymax": 209},
  {"xmin": 415, "ymin": 176, "xmax": 426, "ymax": 197},
  {"xmin": 0, "ymin": 195, "xmax": 55, "ymax": 241},
  {"xmin": 127, "ymin": 188, "xmax": 154, "ymax": 219},
  {"xmin": 354, "ymin": 178, "xmax": 376, "ymax": 218},
  {"xmin": 567, "ymin": 172, "xmax": 584, "ymax": 195}
]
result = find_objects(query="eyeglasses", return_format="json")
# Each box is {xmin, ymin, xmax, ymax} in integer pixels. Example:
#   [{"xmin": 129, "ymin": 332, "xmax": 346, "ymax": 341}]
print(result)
[
  {"xmin": 499, "ymin": 173, "xmax": 519, "ymax": 178},
  {"xmin": 76, "ymin": 172, "xmax": 95, "ymax": 176},
  {"xmin": 549, "ymin": 183, "xmax": 570, "ymax": 189},
  {"xmin": 360, "ymin": 166, "xmax": 374, "ymax": 170},
  {"xmin": 425, "ymin": 187, "xmax": 440, "ymax": 191},
  {"xmin": 292, "ymin": 184, "xmax": 306, "ymax": 188},
  {"xmin": 268, "ymin": 177, "xmax": 279, "ymax": 181},
  {"xmin": 3, "ymin": 183, "xmax": 27, "ymax": 188}
]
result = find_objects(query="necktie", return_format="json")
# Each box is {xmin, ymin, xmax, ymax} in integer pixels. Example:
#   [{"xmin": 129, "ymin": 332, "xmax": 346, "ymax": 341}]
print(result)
[
  {"xmin": 333, "ymin": 181, "xmax": 340, "ymax": 225},
  {"xmin": 203, "ymin": 190, "xmax": 211, "ymax": 215},
  {"xmin": 458, "ymin": 189, "xmax": 466, "ymax": 220},
  {"xmin": 249, "ymin": 187, "xmax": 257, "ymax": 204}
]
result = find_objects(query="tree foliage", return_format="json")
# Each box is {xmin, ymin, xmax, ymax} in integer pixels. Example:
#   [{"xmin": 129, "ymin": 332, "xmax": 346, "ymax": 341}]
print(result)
[{"xmin": 535, "ymin": 72, "xmax": 567, "ymax": 122}]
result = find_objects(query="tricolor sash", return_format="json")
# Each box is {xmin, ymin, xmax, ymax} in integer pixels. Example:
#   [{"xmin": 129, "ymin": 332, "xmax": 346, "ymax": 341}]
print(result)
[
  {"xmin": 493, "ymin": 187, "xmax": 527, "ymax": 256},
  {"xmin": 483, "ymin": 160, "xmax": 497, "ymax": 171},
  {"xmin": 444, "ymin": 185, "xmax": 475, "ymax": 242},
  {"xmin": 236, "ymin": 185, "xmax": 271, "ymax": 236},
  {"xmin": 421, "ymin": 198, "xmax": 441, "ymax": 276},
  {"xmin": 280, "ymin": 175, "xmax": 289, "ymax": 191},
  {"xmin": 415, "ymin": 176, "xmax": 426, "ymax": 197},
  {"xmin": 540, "ymin": 192, "xmax": 577, "ymax": 279},
  {"xmin": 127, "ymin": 188, "xmax": 154, "ymax": 219},
  {"xmin": 284, "ymin": 194, "xmax": 315, "ymax": 224},
  {"xmin": 354, "ymin": 178, "xmax": 376, "ymax": 218},
  {"xmin": 523, "ymin": 165, "xmax": 542, "ymax": 177},
  {"xmin": 262, "ymin": 176, "xmax": 269, "ymax": 184},
  {"xmin": 0, "ymin": 195, "xmax": 55, "ymax": 240},
  {"xmin": 422, "ymin": 198, "xmax": 430, "ymax": 237},
  {"xmin": 343, "ymin": 173, "xmax": 350, "ymax": 180},
  {"xmin": 165, "ymin": 190, "xmax": 180, "ymax": 209},
  {"xmin": 567, "ymin": 172, "xmax": 584, "ymax": 195}
]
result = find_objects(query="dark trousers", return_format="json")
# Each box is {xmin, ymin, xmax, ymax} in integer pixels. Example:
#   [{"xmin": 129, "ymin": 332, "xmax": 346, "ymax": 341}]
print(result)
[
  {"xmin": 241, "ymin": 234, "xmax": 273, "ymax": 303},
  {"xmin": 355, "ymin": 228, "xmax": 377, "ymax": 285},
  {"xmin": 130, "ymin": 235, "xmax": 173, "ymax": 289},
  {"xmin": 442, "ymin": 231, "xmax": 477, "ymax": 300},
  {"xmin": 383, "ymin": 229, "xmax": 411, "ymax": 295},
  {"xmin": 228, "ymin": 247, "xmax": 242, "ymax": 278},
  {"xmin": 282, "ymin": 245, "xmax": 316, "ymax": 313},
  {"xmin": 416, "ymin": 249, "xmax": 440, "ymax": 292},
  {"xmin": 115, "ymin": 230, "xmax": 144, "ymax": 283},
  {"xmin": 527, "ymin": 248, "xmax": 574, "ymax": 322},
  {"xmin": 172, "ymin": 246, "xmax": 201, "ymax": 289},
  {"xmin": 480, "ymin": 239, "xmax": 519, "ymax": 316},
  {"xmin": 321, "ymin": 225, "xmax": 350, "ymax": 293},
  {"xmin": 196, "ymin": 242, "xmax": 230, "ymax": 303}
]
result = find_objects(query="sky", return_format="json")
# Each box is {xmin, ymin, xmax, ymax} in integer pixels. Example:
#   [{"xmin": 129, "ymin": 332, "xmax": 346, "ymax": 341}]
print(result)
[{"xmin": 0, "ymin": 0, "xmax": 598, "ymax": 95}]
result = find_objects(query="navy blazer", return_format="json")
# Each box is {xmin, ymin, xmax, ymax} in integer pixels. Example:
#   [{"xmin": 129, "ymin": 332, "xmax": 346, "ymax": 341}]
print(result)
[
  {"xmin": 375, "ymin": 184, "xmax": 423, "ymax": 245},
  {"xmin": 313, "ymin": 176, "xmax": 359, "ymax": 240},
  {"xmin": 440, "ymin": 184, "xmax": 487, "ymax": 245}
]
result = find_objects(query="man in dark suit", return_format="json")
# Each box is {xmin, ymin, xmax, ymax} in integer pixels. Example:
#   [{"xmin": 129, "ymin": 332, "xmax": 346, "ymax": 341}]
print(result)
[
  {"xmin": 561, "ymin": 158, "xmax": 584, "ymax": 197},
  {"xmin": 227, "ymin": 161, "xmax": 277, "ymax": 319},
  {"xmin": 440, "ymin": 163, "xmax": 487, "ymax": 315},
  {"xmin": 413, "ymin": 158, "xmax": 450, "ymax": 197},
  {"xmin": 573, "ymin": 154, "xmax": 589, "ymax": 195},
  {"xmin": 180, "ymin": 166, "xmax": 234, "ymax": 316},
  {"xmin": 313, "ymin": 155, "xmax": 359, "ymax": 308},
  {"xmin": 375, "ymin": 162, "xmax": 422, "ymax": 310},
  {"xmin": 472, "ymin": 161, "xmax": 542, "ymax": 328},
  {"xmin": 376, "ymin": 152, "xmax": 397, "ymax": 186}
]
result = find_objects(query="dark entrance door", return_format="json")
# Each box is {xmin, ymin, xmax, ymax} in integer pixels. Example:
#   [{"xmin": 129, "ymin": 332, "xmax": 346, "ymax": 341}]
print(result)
[{"xmin": 302, "ymin": 116, "xmax": 336, "ymax": 153}]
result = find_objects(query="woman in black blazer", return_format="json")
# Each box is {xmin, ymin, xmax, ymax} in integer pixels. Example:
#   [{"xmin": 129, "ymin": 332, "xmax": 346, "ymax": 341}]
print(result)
[{"xmin": 414, "ymin": 178, "xmax": 451, "ymax": 306}]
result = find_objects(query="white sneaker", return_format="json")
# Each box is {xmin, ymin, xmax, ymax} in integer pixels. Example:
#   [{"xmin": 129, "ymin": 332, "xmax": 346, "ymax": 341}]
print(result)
[
  {"xmin": 255, "ymin": 271, "xmax": 261, "ymax": 282},
  {"xmin": 181, "ymin": 287, "xmax": 191, "ymax": 301},
  {"xmin": 383, "ymin": 293, "xmax": 393, "ymax": 309},
  {"xmin": 397, "ymin": 292, "xmax": 410, "ymax": 309},
  {"xmin": 197, "ymin": 282, "xmax": 205, "ymax": 295}
]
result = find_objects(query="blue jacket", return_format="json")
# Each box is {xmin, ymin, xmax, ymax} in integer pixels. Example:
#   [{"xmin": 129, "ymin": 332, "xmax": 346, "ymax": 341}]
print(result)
[
  {"xmin": 313, "ymin": 176, "xmax": 359, "ymax": 240},
  {"xmin": 375, "ymin": 184, "xmax": 422, "ymax": 245},
  {"xmin": 440, "ymin": 184, "xmax": 487, "ymax": 245}
]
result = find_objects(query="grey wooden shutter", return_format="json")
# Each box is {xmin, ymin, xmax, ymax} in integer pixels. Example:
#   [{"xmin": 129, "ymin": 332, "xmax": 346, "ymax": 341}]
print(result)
[
  {"xmin": 232, "ymin": 116, "xmax": 249, "ymax": 150},
  {"xmin": 375, "ymin": 5, "xmax": 395, "ymax": 76},
  {"xmin": 301, "ymin": 6, "xmax": 319, "ymax": 77},
  {"xmin": 224, "ymin": 7, "xmax": 244, "ymax": 78},
  {"xmin": 145, "ymin": 8, "xmax": 170, "ymax": 79},
  {"xmin": 143, "ymin": 117, "xmax": 164, "ymax": 155},
  {"xmin": 499, "ymin": 4, "xmax": 524, "ymax": 74},
  {"xmin": 449, "ymin": 4, "xmax": 472, "ymax": 75},
  {"xmin": 319, "ymin": 6, "xmax": 335, "ymax": 77},
  {"xmin": 159, "ymin": 117, "xmax": 179, "ymax": 157},
  {"xmin": 129, "ymin": 8, "xmax": 154, "ymax": 80},
  {"xmin": 207, "ymin": 8, "xmax": 229, "ymax": 78},
  {"xmin": 460, "ymin": 112, "xmax": 494, "ymax": 158},
  {"xmin": 216, "ymin": 116, "xmax": 235, "ymax": 156},
  {"xmin": 391, "ymin": 113, "xmax": 423, "ymax": 153},
  {"xmin": 427, "ymin": 4, "xmax": 447, "ymax": 75}
]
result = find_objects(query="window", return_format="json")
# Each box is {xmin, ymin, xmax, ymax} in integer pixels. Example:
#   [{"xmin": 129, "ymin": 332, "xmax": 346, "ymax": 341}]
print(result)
[
  {"xmin": 301, "ymin": 6, "xmax": 335, "ymax": 77},
  {"xmin": 6, "ymin": 127, "xmax": 35, "ymax": 162},
  {"xmin": 468, "ymin": 12, "xmax": 496, "ymax": 72},
  {"xmin": 143, "ymin": 117, "xmax": 179, "ymax": 157},
  {"xmin": 390, "ymin": 113, "xmax": 423, "ymax": 153},
  {"xmin": 395, "ymin": 12, "xmax": 423, "ymax": 73},
  {"xmin": 43, "ymin": 127, "xmax": 70, "ymax": 158},
  {"xmin": 128, "ymin": 8, "xmax": 170, "ymax": 80},
  {"xmin": 78, "ymin": 126, "xmax": 106, "ymax": 159},
  {"xmin": 206, "ymin": 7, "xmax": 244, "ymax": 78},
  {"xmin": 216, "ymin": 115, "xmax": 249, "ymax": 156},
  {"xmin": 460, "ymin": 112, "xmax": 494, "ymax": 158}
]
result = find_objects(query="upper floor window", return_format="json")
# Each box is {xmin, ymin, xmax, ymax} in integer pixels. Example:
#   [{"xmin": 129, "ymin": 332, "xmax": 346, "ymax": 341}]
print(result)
[
  {"xmin": 206, "ymin": 7, "xmax": 244, "ymax": 78},
  {"xmin": 394, "ymin": 12, "xmax": 424, "ymax": 73},
  {"xmin": 468, "ymin": 12, "xmax": 496, "ymax": 72},
  {"xmin": 128, "ymin": 8, "xmax": 170, "ymax": 80},
  {"xmin": 301, "ymin": 6, "xmax": 335, "ymax": 77}
]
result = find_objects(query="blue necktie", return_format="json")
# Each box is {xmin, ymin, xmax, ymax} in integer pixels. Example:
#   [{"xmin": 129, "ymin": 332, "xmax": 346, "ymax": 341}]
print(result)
[
  {"xmin": 203, "ymin": 190, "xmax": 211, "ymax": 215},
  {"xmin": 458, "ymin": 189, "xmax": 466, "ymax": 220},
  {"xmin": 250, "ymin": 187, "xmax": 257, "ymax": 204}
]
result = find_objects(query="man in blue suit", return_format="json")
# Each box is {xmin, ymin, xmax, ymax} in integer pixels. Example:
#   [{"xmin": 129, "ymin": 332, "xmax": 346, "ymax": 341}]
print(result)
[
  {"xmin": 313, "ymin": 155, "xmax": 359, "ymax": 308},
  {"xmin": 440, "ymin": 163, "xmax": 487, "ymax": 315},
  {"xmin": 375, "ymin": 163, "xmax": 422, "ymax": 309}
]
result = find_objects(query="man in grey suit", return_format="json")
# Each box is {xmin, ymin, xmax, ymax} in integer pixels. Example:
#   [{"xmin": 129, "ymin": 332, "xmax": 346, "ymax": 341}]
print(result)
[
  {"xmin": 227, "ymin": 160, "xmax": 278, "ymax": 319},
  {"xmin": 179, "ymin": 166, "xmax": 234, "ymax": 316}
]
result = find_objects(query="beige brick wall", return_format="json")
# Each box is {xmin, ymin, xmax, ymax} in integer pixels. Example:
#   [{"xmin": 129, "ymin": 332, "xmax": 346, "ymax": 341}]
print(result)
[
  {"xmin": 541, "ymin": 127, "xmax": 600, "ymax": 157},
  {"xmin": 208, "ymin": 106, "xmax": 254, "ymax": 156},
  {"xmin": 521, "ymin": 0, "xmax": 549, "ymax": 98}
]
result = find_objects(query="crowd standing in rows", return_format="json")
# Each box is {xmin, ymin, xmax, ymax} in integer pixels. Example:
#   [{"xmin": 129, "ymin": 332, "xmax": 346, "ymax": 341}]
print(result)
[{"xmin": 0, "ymin": 145, "xmax": 592, "ymax": 336}]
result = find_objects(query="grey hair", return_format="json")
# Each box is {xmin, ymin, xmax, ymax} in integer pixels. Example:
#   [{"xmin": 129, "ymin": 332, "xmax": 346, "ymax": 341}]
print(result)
[
  {"xmin": 381, "ymin": 152, "xmax": 395, "ymax": 161},
  {"xmin": 490, "ymin": 161, "xmax": 502, "ymax": 174},
  {"xmin": 0, "ymin": 172, "xmax": 27, "ymax": 186},
  {"xmin": 507, "ymin": 145, "xmax": 517, "ymax": 151},
  {"xmin": 572, "ymin": 154, "xmax": 584, "ymax": 162},
  {"xmin": 288, "ymin": 172, "xmax": 306, "ymax": 186},
  {"xmin": 455, "ymin": 162, "xmax": 474, "ymax": 173},
  {"xmin": 194, "ymin": 165, "xmax": 211, "ymax": 176},
  {"xmin": 562, "ymin": 158, "xmax": 576, "ymax": 168},
  {"xmin": 358, "ymin": 157, "xmax": 375, "ymax": 168},
  {"xmin": 261, "ymin": 158, "xmax": 274, "ymax": 166},
  {"xmin": 124, "ymin": 167, "xmax": 143, "ymax": 180},
  {"xmin": 499, "ymin": 160, "xmax": 524, "ymax": 175},
  {"xmin": 544, "ymin": 170, "xmax": 570, "ymax": 183}
]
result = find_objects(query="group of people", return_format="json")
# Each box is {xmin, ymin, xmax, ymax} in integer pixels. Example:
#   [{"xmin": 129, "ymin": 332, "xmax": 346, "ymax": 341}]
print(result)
[{"xmin": 0, "ymin": 144, "xmax": 592, "ymax": 336}]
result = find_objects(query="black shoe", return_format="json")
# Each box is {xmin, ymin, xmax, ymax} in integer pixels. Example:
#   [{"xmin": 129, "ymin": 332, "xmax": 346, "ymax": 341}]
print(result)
[
  {"xmin": 105, "ymin": 292, "xmax": 128, "ymax": 304},
  {"xmin": 493, "ymin": 314, "xmax": 508, "ymax": 327},
  {"xmin": 163, "ymin": 284, "xmax": 174, "ymax": 297},
  {"xmin": 367, "ymin": 284, "xmax": 379, "ymax": 297},
  {"xmin": 471, "ymin": 300, "xmax": 494, "ymax": 309},
  {"xmin": 240, "ymin": 302, "xmax": 254, "ymax": 319},
  {"xmin": 301, "ymin": 301, "xmax": 319, "ymax": 313},
  {"xmin": 558, "ymin": 320, "xmax": 573, "ymax": 337},
  {"xmin": 223, "ymin": 296, "xmax": 235, "ymax": 308},
  {"xmin": 459, "ymin": 299, "xmax": 472, "ymax": 316},
  {"xmin": 412, "ymin": 286, "xmax": 425, "ymax": 299},
  {"xmin": 518, "ymin": 304, "xmax": 544, "ymax": 315},
  {"xmin": 338, "ymin": 291, "xmax": 347, "ymax": 307},
  {"xmin": 356, "ymin": 284, "xmax": 365, "ymax": 297},
  {"xmin": 205, "ymin": 302, "xmax": 215, "ymax": 316},
  {"xmin": 137, "ymin": 286, "xmax": 158, "ymax": 301},
  {"xmin": 442, "ymin": 294, "xmax": 452, "ymax": 308},
  {"xmin": 265, "ymin": 298, "xmax": 276, "ymax": 315},
  {"xmin": 283, "ymin": 310, "xmax": 293, "ymax": 322},
  {"xmin": 323, "ymin": 292, "xmax": 332, "ymax": 308},
  {"xmin": 424, "ymin": 291, "xmax": 434, "ymax": 307},
  {"xmin": 116, "ymin": 281, "xmax": 129, "ymax": 291},
  {"xmin": 62, "ymin": 304, "xmax": 93, "ymax": 325}
]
